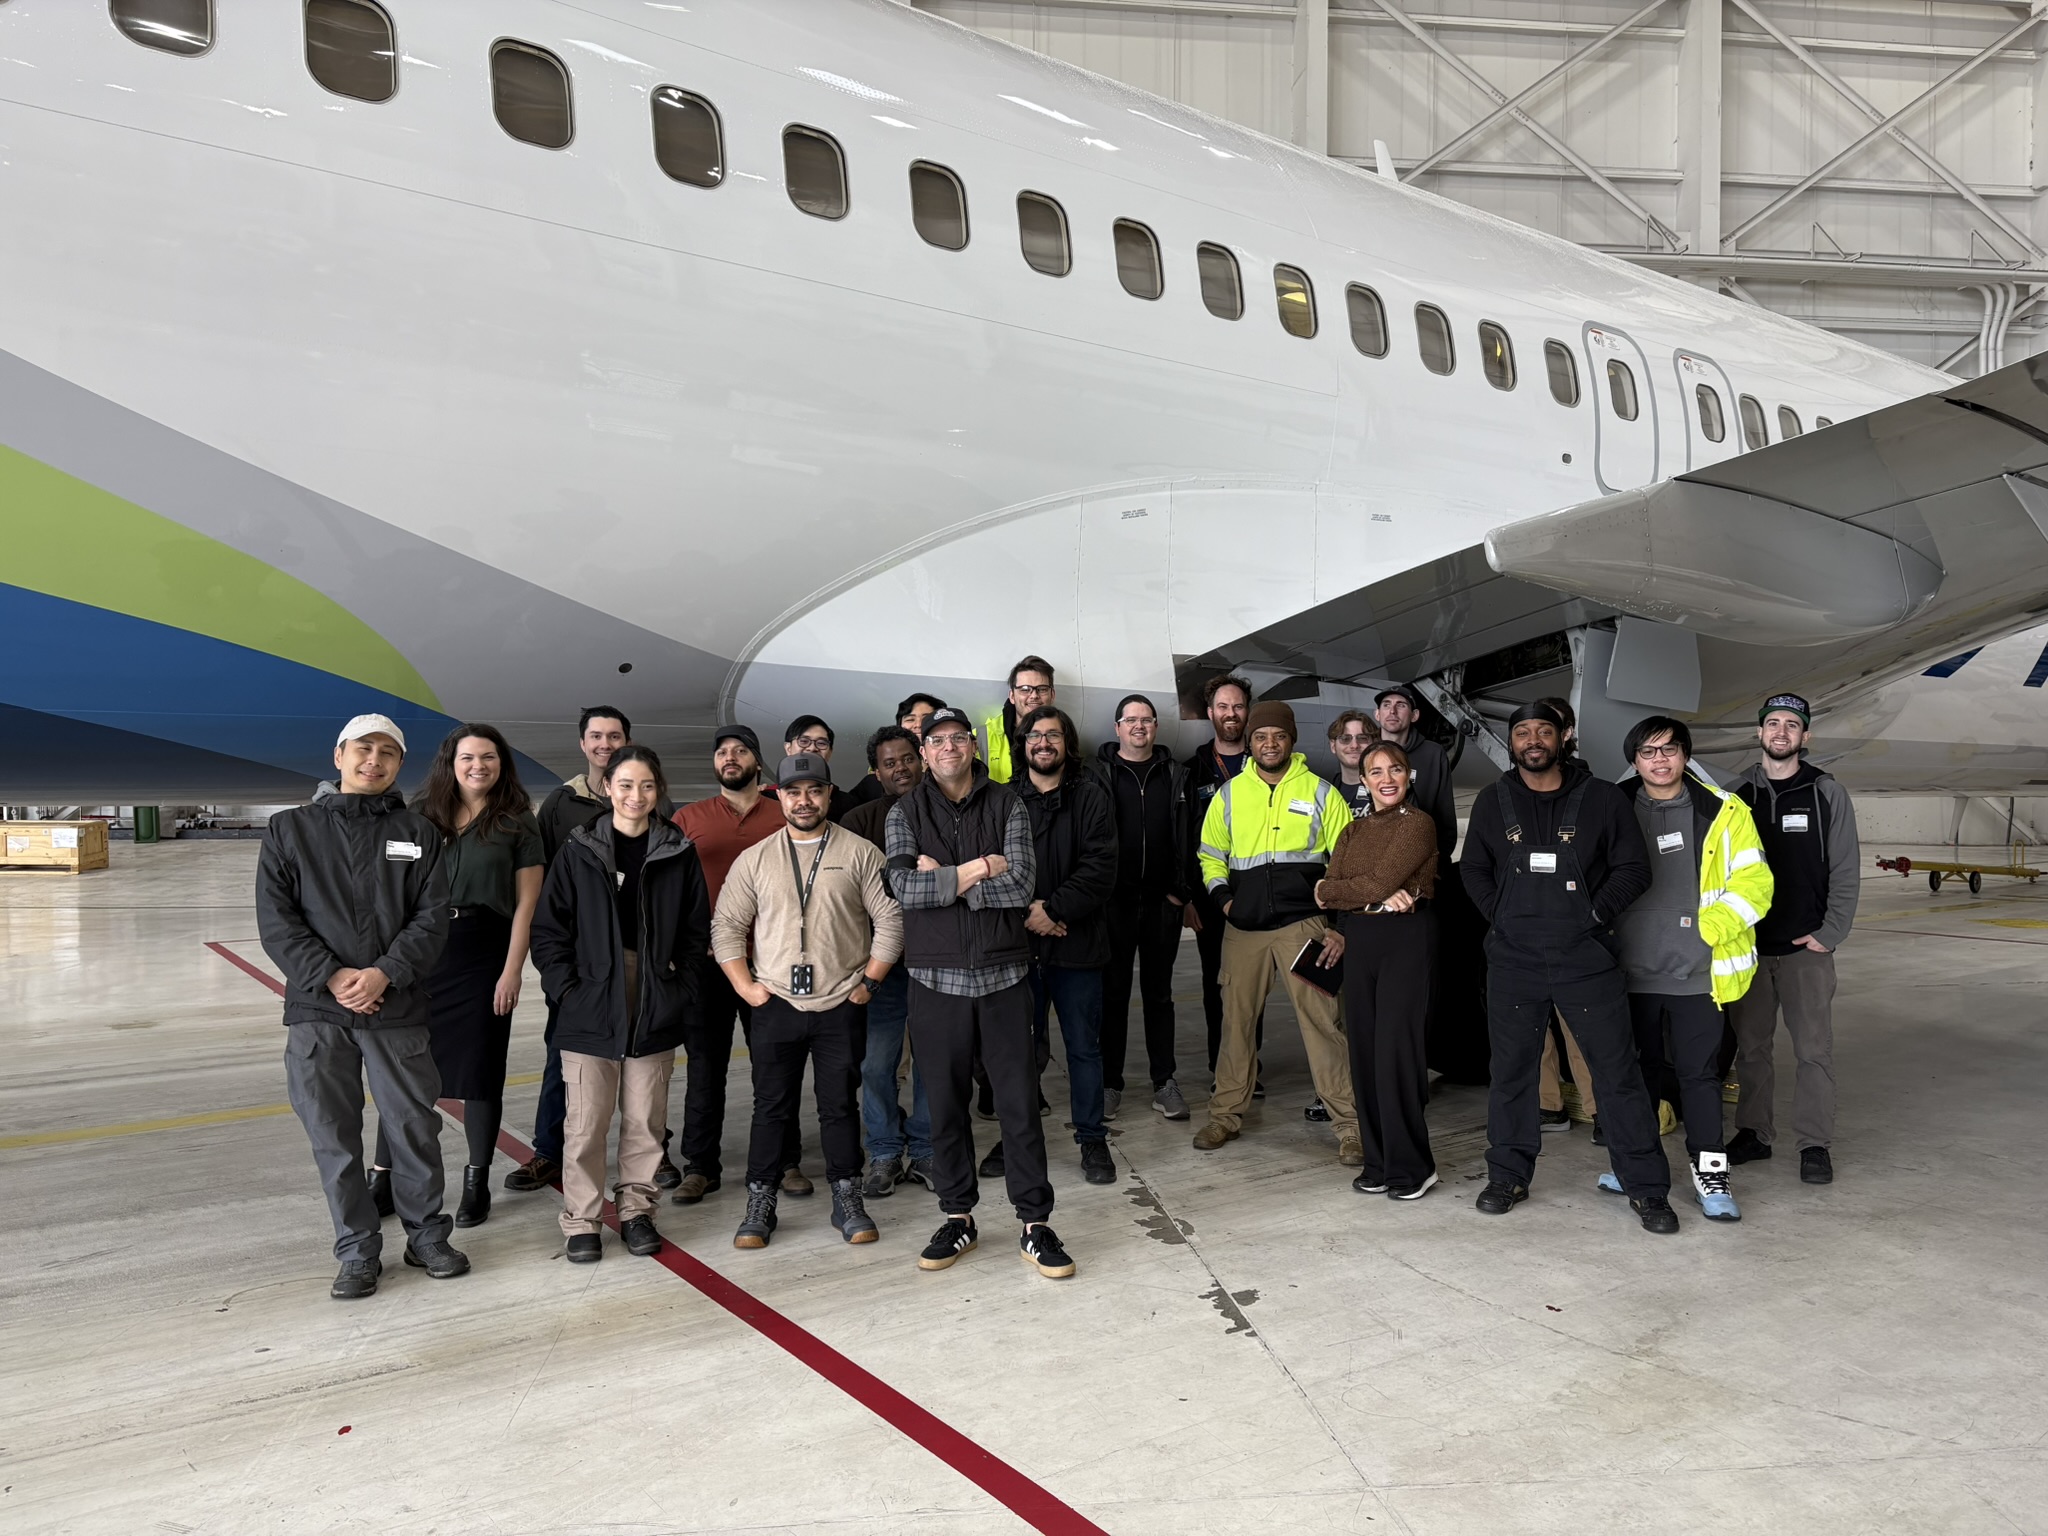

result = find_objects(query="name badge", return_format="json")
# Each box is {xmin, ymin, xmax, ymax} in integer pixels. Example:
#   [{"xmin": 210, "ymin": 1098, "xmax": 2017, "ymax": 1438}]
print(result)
[
  {"xmin": 385, "ymin": 840, "xmax": 422, "ymax": 861},
  {"xmin": 1529, "ymin": 852, "xmax": 1558, "ymax": 873},
  {"xmin": 1287, "ymin": 798, "xmax": 1316, "ymax": 816},
  {"xmin": 616, "ymin": 872, "xmax": 626, "ymax": 889},
  {"xmin": 1657, "ymin": 831, "xmax": 1686, "ymax": 854},
  {"xmin": 1680, "ymin": 915, "xmax": 1693, "ymax": 928},
  {"xmin": 1782, "ymin": 812, "xmax": 1810, "ymax": 832}
]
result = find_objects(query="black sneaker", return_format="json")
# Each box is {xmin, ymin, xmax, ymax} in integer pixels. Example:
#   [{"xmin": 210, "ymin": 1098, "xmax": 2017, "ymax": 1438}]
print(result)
[
  {"xmin": 1389, "ymin": 1172, "xmax": 1440, "ymax": 1201},
  {"xmin": 862, "ymin": 1158, "xmax": 901, "ymax": 1199},
  {"xmin": 1038, "ymin": 1092, "xmax": 1051, "ymax": 1118},
  {"xmin": 918, "ymin": 1215, "xmax": 978, "ymax": 1271},
  {"xmin": 830, "ymin": 1177, "xmax": 879, "ymax": 1244},
  {"xmin": 566, "ymin": 1233, "xmax": 602, "ymax": 1263},
  {"xmin": 1475, "ymin": 1181, "xmax": 1529, "ymax": 1215},
  {"xmin": 734, "ymin": 1182, "xmax": 779, "ymax": 1249},
  {"xmin": 403, "ymin": 1238, "xmax": 471, "ymax": 1278},
  {"xmin": 978, "ymin": 1141, "xmax": 1005, "ymax": 1179},
  {"xmin": 1304, "ymin": 1098, "xmax": 1330, "ymax": 1123},
  {"xmin": 1630, "ymin": 1195, "xmax": 1681, "ymax": 1235},
  {"xmin": 1539, "ymin": 1109, "xmax": 1571, "ymax": 1134},
  {"xmin": 1020, "ymin": 1223, "xmax": 1076, "ymax": 1278},
  {"xmin": 366, "ymin": 1165, "xmax": 395, "ymax": 1219},
  {"xmin": 1800, "ymin": 1146, "xmax": 1834, "ymax": 1184},
  {"xmin": 1079, "ymin": 1139, "xmax": 1116, "ymax": 1185},
  {"xmin": 1589, "ymin": 1118, "xmax": 1606, "ymax": 1147},
  {"xmin": 1252, "ymin": 1078, "xmax": 1266, "ymax": 1100},
  {"xmin": 621, "ymin": 1215, "xmax": 664, "ymax": 1256},
  {"xmin": 903, "ymin": 1156, "xmax": 936, "ymax": 1191},
  {"xmin": 330, "ymin": 1258, "xmax": 381, "ymax": 1300},
  {"xmin": 653, "ymin": 1153, "xmax": 681, "ymax": 1190},
  {"xmin": 1727, "ymin": 1128, "xmax": 1771, "ymax": 1164},
  {"xmin": 1352, "ymin": 1173, "xmax": 1389, "ymax": 1194},
  {"xmin": 974, "ymin": 1082, "xmax": 996, "ymax": 1121}
]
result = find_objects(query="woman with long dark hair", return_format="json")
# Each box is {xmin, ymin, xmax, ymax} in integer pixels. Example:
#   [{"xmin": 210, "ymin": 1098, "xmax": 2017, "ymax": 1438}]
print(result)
[
  {"xmin": 1316, "ymin": 741, "xmax": 1441, "ymax": 1200},
  {"xmin": 531, "ymin": 745, "xmax": 709, "ymax": 1262},
  {"xmin": 369, "ymin": 723, "xmax": 542, "ymax": 1229}
]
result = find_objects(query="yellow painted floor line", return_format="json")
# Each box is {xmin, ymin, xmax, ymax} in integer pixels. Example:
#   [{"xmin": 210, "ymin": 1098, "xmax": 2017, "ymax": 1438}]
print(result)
[{"xmin": 2, "ymin": 1071, "xmax": 552, "ymax": 1150}]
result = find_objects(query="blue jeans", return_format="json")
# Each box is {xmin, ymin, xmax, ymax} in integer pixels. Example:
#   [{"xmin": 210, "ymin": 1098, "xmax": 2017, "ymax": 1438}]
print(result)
[
  {"xmin": 1030, "ymin": 963, "xmax": 1107, "ymax": 1144},
  {"xmin": 859, "ymin": 970, "xmax": 931, "ymax": 1163}
]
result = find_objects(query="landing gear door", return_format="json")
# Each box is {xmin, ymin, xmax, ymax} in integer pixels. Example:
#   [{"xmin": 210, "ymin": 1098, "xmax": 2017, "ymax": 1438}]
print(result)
[
  {"xmin": 1673, "ymin": 350, "xmax": 1741, "ymax": 471},
  {"xmin": 1583, "ymin": 323, "xmax": 1658, "ymax": 493}
]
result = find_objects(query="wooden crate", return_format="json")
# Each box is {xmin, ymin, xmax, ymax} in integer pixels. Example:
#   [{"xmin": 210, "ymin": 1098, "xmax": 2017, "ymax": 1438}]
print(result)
[{"xmin": 1, "ymin": 820, "xmax": 111, "ymax": 873}]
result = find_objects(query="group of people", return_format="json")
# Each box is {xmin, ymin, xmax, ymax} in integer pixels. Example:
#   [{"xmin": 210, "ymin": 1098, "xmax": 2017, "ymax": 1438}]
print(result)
[{"xmin": 257, "ymin": 659, "xmax": 1855, "ymax": 1300}]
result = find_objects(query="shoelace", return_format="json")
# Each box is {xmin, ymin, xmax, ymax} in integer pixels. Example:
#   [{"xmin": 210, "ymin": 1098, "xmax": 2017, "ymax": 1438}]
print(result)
[
  {"xmin": 1696, "ymin": 1167, "xmax": 1732, "ymax": 1196},
  {"xmin": 744, "ymin": 1188, "xmax": 777, "ymax": 1225},
  {"xmin": 1025, "ymin": 1225, "xmax": 1062, "ymax": 1255},
  {"xmin": 933, "ymin": 1218, "xmax": 973, "ymax": 1249}
]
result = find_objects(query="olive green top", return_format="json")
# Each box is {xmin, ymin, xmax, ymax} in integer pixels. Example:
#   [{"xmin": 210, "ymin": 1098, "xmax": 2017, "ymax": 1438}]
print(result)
[{"xmin": 444, "ymin": 809, "xmax": 544, "ymax": 917}]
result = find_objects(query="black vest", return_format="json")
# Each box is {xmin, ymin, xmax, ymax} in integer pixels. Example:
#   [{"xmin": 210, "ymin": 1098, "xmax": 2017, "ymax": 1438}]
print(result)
[{"xmin": 894, "ymin": 767, "xmax": 1030, "ymax": 972}]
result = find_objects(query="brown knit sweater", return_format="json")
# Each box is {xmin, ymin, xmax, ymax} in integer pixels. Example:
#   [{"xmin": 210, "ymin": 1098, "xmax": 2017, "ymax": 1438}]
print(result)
[{"xmin": 1317, "ymin": 805, "xmax": 1439, "ymax": 910}]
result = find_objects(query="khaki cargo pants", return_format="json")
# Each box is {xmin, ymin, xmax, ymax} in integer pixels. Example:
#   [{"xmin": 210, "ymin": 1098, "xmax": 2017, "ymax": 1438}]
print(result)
[{"xmin": 1209, "ymin": 915, "xmax": 1357, "ymax": 1138}]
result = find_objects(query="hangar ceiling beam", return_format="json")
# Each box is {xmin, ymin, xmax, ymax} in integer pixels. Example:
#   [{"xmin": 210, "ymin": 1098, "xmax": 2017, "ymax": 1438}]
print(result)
[
  {"xmin": 1675, "ymin": 0, "xmax": 1723, "ymax": 257},
  {"xmin": 1366, "ymin": 0, "xmax": 1686, "ymax": 250},
  {"xmin": 1722, "ymin": 8, "xmax": 2043, "ymax": 255},
  {"xmin": 1401, "ymin": 0, "xmax": 1675, "ymax": 183},
  {"xmin": 1721, "ymin": 0, "xmax": 2044, "ymax": 262},
  {"xmin": 1292, "ymin": 0, "xmax": 1330, "ymax": 154}
]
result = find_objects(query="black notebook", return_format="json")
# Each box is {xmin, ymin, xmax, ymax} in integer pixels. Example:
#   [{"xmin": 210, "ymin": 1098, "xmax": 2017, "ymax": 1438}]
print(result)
[{"xmin": 1291, "ymin": 938, "xmax": 1344, "ymax": 997}]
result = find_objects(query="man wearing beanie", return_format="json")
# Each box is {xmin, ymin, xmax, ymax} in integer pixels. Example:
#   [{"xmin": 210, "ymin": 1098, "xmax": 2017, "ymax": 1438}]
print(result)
[
  {"xmin": 1726, "ymin": 693, "xmax": 1859, "ymax": 1185},
  {"xmin": 1461, "ymin": 700, "xmax": 1679, "ymax": 1234},
  {"xmin": 1193, "ymin": 700, "xmax": 1362, "ymax": 1164}
]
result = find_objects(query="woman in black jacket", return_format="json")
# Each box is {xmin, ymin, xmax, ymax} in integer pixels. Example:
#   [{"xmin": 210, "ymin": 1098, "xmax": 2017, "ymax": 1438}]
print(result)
[{"xmin": 531, "ymin": 746, "xmax": 709, "ymax": 1263}]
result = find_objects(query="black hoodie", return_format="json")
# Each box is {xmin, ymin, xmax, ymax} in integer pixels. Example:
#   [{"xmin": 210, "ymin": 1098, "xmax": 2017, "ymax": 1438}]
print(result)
[
  {"xmin": 256, "ymin": 784, "xmax": 450, "ymax": 1030},
  {"xmin": 1017, "ymin": 759, "xmax": 1119, "ymax": 967},
  {"xmin": 1092, "ymin": 741, "xmax": 1190, "ymax": 900}
]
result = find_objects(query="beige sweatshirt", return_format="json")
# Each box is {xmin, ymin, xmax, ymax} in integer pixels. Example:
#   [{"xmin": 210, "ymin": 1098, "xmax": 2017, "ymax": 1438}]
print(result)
[{"xmin": 710, "ymin": 827, "xmax": 904, "ymax": 1010}]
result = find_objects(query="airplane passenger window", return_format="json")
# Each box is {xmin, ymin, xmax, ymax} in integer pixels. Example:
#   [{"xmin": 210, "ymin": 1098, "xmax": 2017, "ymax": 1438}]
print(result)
[
  {"xmin": 112, "ymin": 0, "xmax": 212, "ymax": 55},
  {"xmin": 1346, "ymin": 285, "xmax": 1388, "ymax": 357},
  {"xmin": 652, "ymin": 87, "xmax": 722, "ymax": 188},
  {"xmin": 1543, "ymin": 340, "xmax": 1578, "ymax": 405},
  {"xmin": 1274, "ymin": 266, "xmax": 1316, "ymax": 339},
  {"xmin": 305, "ymin": 0, "xmax": 396, "ymax": 104},
  {"xmin": 1114, "ymin": 219, "xmax": 1162, "ymax": 300},
  {"xmin": 1415, "ymin": 304, "xmax": 1455, "ymax": 374},
  {"xmin": 783, "ymin": 126, "xmax": 848, "ymax": 219},
  {"xmin": 491, "ymin": 41, "xmax": 572, "ymax": 149},
  {"xmin": 909, "ymin": 162, "xmax": 968, "ymax": 250},
  {"xmin": 1696, "ymin": 384, "xmax": 1726, "ymax": 442},
  {"xmin": 1778, "ymin": 406, "xmax": 1803, "ymax": 438},
  {"xmin": 1607, "ymin": 359, "xmax": 1639, "ymax": 421},
  {"xmin": 1197, "ymin": 244, "xmax": 1242, "ymax": 320},
  {"xmin": 1017, "ymin": 192, "xmax": 1070, "ymax": 276},
  {"xmin": 1815, "ymin": 415, "xmax": 1834, "ymax": 429},
  {"xmin": 1478, "ymin": 321, "xmax": 1515, "ymax": 390},
  {"xmin": 1738, "ymin": 394, "xmax": 1768, "ymax": 450}
]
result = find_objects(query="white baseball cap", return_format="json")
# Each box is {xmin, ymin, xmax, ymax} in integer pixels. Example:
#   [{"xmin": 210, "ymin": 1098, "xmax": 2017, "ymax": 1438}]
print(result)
[{"xmin": 336, "ymin": 713, "xmax": 407, "ymax": 753}]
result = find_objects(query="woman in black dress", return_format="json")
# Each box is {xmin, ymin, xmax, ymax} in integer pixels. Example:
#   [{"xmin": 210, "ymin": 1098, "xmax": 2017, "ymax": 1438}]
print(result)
[{"xmin": 369, "ymin": 723, "xmax": 542, "ymax": 1228}]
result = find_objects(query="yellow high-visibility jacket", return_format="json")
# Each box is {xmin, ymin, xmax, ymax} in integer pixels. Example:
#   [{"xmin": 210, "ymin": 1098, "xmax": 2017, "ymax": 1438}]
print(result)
[
  {"xmin": 1694, "ymin": 777, "xmax": 1774, "ymax": 1005},
  {"xmin": 981, "ymin": 710, "xmax": 1014, "ymax": 785},
  {"xmin": 1197, "ymin": 753, "xmax": 1346, "ymax": 931}
]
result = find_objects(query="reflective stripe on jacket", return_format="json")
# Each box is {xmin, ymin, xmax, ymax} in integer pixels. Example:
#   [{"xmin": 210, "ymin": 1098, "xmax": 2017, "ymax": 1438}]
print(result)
[
  {"xmin": 1196, "ymin": 753, "xmax": 1345, "ymax": 930},
  {"xmin": 1696, "ymin": 776, "xmax": 1774, "ymax": 1005}
]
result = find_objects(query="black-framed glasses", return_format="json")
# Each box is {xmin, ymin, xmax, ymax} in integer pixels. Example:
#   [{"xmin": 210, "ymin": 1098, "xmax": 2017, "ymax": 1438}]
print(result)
[
  {"xmin": 1011, "ymin": 683, "xmax": 1054, "ymax": 699},
  {"xmin": 1635, "ymin": 743, "xmax": 1685, "ymax": 760},
  {"xmin": 1024, "ymin": 730, "xmax": 1064, "ymax": 746}
]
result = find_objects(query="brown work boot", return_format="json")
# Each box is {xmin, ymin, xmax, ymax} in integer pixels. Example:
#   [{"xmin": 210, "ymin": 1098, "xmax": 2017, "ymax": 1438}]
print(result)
[
  {"xmin": 1192, "ymin": 1121, "xmax": 1239, "ymax": 1151},
  {"xmin": 781, "ymin": 1165, "xmax": 814, "ymax": 1197},
  {"xmin": 502, "ymin": 1154, "xmax": 559, "ymax": 1193},
  {"xmin": 670, "ymin": 1170, "xmax": 722, "ymax": 1205},
  {"xmin": 1337, "ymin": 1132, "xmax": 1365, "ymax": 1167}
]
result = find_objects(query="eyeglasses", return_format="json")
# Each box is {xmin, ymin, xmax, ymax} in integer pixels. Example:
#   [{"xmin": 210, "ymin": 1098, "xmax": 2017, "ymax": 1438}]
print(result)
[
  {"xmin": 1024, "ymin": 731, "xmax": 1064, "ymax": 746},
  {"xmin": 790, "ymin": 735, "xmax": 831, "ymax": 753},
  {"xmin": 1635, "ymin": 744, "xmax": 1685, "ymax": 760},
  {"xmin": 1118, "ymin": 716, "xmax": 1155, "ymax": 727},
  {"xmin": 1011, "ymin": 683, "xmax": 1054, "ymax": 699},
  {"xmin": 925, "ymin": 732, "xmax": 972, "ymax": 748}
]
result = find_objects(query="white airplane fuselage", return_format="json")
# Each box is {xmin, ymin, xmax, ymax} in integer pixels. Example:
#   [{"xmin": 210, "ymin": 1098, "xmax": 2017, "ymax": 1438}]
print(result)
[{"xmin": 0, "ymin": 0, "xmax": 2038, "ymax": 799}]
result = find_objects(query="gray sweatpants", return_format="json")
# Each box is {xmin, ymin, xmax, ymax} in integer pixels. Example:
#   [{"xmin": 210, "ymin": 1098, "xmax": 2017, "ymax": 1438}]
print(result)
[
  {"xmin": 1727, "ymin": 949, "xmax": 1837, "ymax": 1152},
  {"xmin": 285, "ymin": 1021, "xmax": 451, "ymax": 1262}
]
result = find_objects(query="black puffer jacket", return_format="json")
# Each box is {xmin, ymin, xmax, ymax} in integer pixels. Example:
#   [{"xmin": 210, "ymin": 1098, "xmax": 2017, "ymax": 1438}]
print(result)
[
  {"xmin": 1017, "ymin": 760, "xmax": 1119, "ymax": 967},
  {"xmin": 256, "ymin": 784, "xmax": 450, "ymax": 1029},
  {"xmin": 532, "ymin": 817, "xmax": 709, "ymax": 1059},
  {"xmin": 1092, "ymin": 742, "xmax": 1190, "ymax": 900}
]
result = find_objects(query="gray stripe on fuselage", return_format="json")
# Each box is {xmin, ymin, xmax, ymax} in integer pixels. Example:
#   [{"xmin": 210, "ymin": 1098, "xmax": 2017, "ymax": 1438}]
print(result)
[{"xmin": 0, "ymin": 347, "xmax": 727, "ymax": 774}]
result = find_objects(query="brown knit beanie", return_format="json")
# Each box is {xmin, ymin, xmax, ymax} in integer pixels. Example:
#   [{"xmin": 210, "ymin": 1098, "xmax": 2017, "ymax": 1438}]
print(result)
[{"xmin": 1247, "ymin": 700, "xmax": 1297, "ymax": 741}]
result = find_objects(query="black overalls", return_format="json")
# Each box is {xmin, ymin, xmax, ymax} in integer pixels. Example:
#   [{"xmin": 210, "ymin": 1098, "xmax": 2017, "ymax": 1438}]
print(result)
[{"xmin": 1482, "ymin": 779, "xmax": 1670, "ymax": 1198}]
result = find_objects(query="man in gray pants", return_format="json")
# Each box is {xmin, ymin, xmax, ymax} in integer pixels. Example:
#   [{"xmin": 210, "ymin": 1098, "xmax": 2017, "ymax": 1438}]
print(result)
[
  {"xmin": 257, "ymin": 713, "xmax": 469, "ymax": 1298},
  {"xmin": 1728, "ymin": 693, "xmax": 1861, "ymax": 1185}
]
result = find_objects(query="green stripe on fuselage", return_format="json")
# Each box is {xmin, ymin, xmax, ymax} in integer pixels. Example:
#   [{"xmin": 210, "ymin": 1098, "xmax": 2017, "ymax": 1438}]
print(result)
[{"xmin": 0, "ymin": 443, "xmax": 439, "ymax": 710}]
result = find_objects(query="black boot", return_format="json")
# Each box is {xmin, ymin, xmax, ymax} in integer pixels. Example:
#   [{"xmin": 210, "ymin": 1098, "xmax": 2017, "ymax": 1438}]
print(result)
[
  {"xmin": 829, "ymin": 1177, "xmax": 878, "ymax": 1244},
  {"xmin": 366, "ymin": 1165, "xmax": 395, "ymax": 1220},
  {"xmin": 454, "ymin": 1165, "xmax": 491, "ymax": 1228}
]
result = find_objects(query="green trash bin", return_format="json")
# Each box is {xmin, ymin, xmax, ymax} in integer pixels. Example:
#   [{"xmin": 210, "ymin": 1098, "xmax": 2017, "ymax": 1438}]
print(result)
[{"xmin": 134, "ymin": 806, "xmax": 161, "ymax": 844}]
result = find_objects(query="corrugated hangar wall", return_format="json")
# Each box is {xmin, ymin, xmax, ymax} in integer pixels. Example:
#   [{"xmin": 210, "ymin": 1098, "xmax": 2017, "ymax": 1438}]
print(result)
[{"xmin": 910, "ymin": 0, "xmax": 2047, "ymax": 374}]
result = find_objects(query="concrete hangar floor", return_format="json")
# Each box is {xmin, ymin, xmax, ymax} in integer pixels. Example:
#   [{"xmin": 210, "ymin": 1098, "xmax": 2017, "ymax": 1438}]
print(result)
[{"xmin": 2, "ymin": 839, "xmax": 2044, "ymax": 1535}]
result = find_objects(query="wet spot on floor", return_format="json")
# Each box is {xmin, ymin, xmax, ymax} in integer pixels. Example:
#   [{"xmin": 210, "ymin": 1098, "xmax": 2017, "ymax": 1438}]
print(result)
[
  {"xmin": 1127, "ymin": 1183, "xmax": 1192, "ymax": 1244},
  {"xmin": 1201, "ymin": 1283, "xmax": 1259, "ymax": 1336}
]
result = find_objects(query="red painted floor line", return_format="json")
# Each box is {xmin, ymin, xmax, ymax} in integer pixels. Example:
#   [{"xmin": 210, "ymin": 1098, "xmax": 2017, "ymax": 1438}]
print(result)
[{"xmin": 208, "ymin": 940, "xmax": 1109, "ymax": 1536}]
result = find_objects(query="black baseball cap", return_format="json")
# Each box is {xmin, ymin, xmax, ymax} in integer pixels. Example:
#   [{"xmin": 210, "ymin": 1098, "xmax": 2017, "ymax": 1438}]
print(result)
[
  {"xmin": 1375, "ymin": 684, "xmax": 1423, "ymax": 710},
  {"xmin": 777, "ymin": 753, "xmax": 832, "ymax": 788},
  {"xmin": 1759, "ymin": 693, "xmax": 1811, "ymax": 726},
  {"xmin": 713, "ymin": 724, "xmax": 761, "ymax": 757},
  {"xmin": 920, "ymin": 708, "xmax": 975, "ymax": 741}
]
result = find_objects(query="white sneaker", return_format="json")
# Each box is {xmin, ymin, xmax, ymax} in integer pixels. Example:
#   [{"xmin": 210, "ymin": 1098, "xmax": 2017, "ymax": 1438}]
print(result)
[{"xmin": 1692, "ymin": 1160, "xmax": 1741, "ymax": 1221}]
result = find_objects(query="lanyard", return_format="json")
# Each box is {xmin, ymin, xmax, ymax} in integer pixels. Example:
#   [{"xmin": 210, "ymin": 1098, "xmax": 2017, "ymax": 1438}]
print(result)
[{"xmin": 785, "ymin": 829, "xmax": 830, "ymax": 958}]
